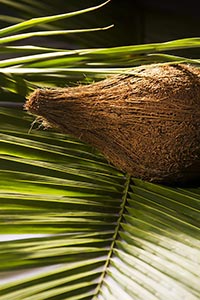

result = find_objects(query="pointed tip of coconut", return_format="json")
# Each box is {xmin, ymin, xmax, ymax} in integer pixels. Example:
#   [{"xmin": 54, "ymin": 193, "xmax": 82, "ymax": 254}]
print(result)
[
  {"xmin": 25, "ymin": 88, "xmax": 42, "ymax": 115},
  {"xmin": 25, "ymin": 88, "xmax": 56, "ymax": 118},
  {"xmin": 25, "ymin": 87, "xmax": 65, "ymax": 131}
]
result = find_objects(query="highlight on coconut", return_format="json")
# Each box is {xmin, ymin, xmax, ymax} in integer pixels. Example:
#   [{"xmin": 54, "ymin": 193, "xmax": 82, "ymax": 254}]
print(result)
[{"xmin": 25, "ymin": 63, "xmax": 200, "ymax": 185}]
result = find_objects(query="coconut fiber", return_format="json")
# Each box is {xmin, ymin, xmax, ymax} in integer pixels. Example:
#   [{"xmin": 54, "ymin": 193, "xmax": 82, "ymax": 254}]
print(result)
[{"xmin": 25, "ymin": 64, "xmax": 200, "ymax": 185}]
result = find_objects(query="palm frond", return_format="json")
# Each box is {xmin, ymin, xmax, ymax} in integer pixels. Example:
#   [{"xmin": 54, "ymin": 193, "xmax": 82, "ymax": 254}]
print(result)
[
  {"xmin": 0, "ymin": 1, "xmax": 111, "ymax": 37},
  {"xmin": 0, "ymin": 2, "xmax": 200, "ymax": 99},
  {"xmin": 0, "ymin": 108, "xmax": 199, "ymax": 299},
  {"xmin": 0, "ymin": 26, "xmax": 113, "ymax": 45}
]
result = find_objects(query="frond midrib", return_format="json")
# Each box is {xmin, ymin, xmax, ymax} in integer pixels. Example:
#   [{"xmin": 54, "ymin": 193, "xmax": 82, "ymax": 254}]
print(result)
[{"xmin": 92, "ymin": 174, "xmax": 131, "ymax": 299}]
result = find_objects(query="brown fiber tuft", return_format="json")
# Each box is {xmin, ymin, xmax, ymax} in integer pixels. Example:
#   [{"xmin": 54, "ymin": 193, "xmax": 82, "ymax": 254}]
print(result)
[{"xmin": 25, "ymin": 64, "xmax": 200, "ymax": 184}]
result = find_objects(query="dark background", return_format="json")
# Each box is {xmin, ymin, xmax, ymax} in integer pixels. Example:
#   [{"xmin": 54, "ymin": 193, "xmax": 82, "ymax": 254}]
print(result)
[{"xmin": 0, "ymin": 0, "xmax": 199, "ymax": 54}]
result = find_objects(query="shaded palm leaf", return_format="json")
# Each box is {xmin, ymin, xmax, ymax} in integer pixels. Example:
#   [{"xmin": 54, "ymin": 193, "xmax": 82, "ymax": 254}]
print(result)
[{"xmin": 0, "ymin": 6, "xmax": 200, "ymax": 99}]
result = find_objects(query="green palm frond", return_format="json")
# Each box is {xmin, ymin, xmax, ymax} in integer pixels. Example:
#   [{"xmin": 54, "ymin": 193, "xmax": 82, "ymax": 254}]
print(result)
[
  {"xmin": 0, "ymin": 108, "xmax": 199, "ymax": 299},
  {"xmin": 0, "ymin": 3, "xmax": 200, "ymax": 98},
  {"xmin": 1, "ymin": 38, "xmax": 200, "ymax": 98},
  {"xmin": 0, "ymin": 1, "xmax": 111, "ymax": 38}
]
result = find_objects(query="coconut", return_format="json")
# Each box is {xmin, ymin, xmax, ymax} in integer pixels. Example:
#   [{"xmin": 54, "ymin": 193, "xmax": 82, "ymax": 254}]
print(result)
[{"xmin": 25, "ymin": 64, "xmax": 200, "ymax": 185}]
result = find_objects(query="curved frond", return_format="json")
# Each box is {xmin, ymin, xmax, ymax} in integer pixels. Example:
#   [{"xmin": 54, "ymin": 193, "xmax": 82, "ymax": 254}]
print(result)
[{"xmin": 0, "ymin": 1, "xmax": 111, "ymax": 37}]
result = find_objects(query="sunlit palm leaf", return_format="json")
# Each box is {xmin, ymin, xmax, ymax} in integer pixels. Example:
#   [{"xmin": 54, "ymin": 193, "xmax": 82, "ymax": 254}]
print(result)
[
  {"xmin": 0, "ymin": 108, "xmax": 199, "ymax": 299},
  {"xmin": 100, "ymin": 180, "xmax": 200, "ymax": 300}
]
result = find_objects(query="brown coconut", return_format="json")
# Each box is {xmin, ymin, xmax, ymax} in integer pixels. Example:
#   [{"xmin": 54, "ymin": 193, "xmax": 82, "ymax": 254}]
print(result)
[{"xmin": 25, "ymin": 64, "xmax": 200, "ymax": 185}]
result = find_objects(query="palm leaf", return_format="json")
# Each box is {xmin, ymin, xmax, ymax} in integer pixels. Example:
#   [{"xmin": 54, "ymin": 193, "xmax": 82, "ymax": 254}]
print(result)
[
  {"xmin": 0, "ymin": 1, "xmax": 111, "ymax": 37},
  {"xmin": 0, "ymin": 5, "xmax": 200, "ymax": 98},
  {"xmin": 0, "ymin": 108, "xmax": 199, "ymax": 299}
]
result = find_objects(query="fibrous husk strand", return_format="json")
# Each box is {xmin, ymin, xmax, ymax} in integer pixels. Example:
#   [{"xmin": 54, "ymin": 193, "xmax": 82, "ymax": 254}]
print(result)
[{"xmin": 25, "ymin": 64, "xmax": 200, "ymax": 184}]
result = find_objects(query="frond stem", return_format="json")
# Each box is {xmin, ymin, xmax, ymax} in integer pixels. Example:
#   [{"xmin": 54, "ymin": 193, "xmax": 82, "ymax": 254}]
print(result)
[{"xmin": 93, "ymin": 174, "xmax": 131, "ymax": 299}]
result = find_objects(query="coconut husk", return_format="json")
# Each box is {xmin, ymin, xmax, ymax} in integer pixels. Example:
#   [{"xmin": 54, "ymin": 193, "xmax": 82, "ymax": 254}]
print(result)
[{"xmin": 25, "ymin": 64, "xmax": 200, "ymax": 185}]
